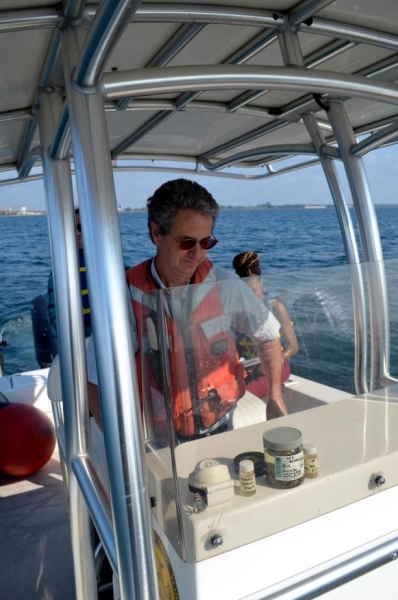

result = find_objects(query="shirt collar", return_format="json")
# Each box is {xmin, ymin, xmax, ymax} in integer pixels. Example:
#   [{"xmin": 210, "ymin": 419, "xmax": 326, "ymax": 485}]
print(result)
[
  {"xmin": 150, "ymin": 258, "xmax": 165, "ymax": 289},
  {"xmin": 150, "ymin": 257, "xmax": 191, "ymax": 300}
]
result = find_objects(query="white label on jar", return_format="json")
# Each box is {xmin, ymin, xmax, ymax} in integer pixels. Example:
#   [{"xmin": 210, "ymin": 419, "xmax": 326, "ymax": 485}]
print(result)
[
  {"xmin": 305, "ymin": 456, "xmax": 319, "ymax": 474},
  {"xmin": 275, "ymin": 451, "xmax": 304, "ymax": 481},
  {"xmin": 240, "ymin": 475, "xmax": 256, "ymax": 493}
]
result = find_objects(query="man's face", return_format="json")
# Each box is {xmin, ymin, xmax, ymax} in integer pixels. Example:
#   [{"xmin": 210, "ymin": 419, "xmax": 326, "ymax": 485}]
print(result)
[
  {"xmin": 75, "ymin": 212, "xmax": 83, "ymax": 251},
  {"xmin": 150, "ymin": 208, "xmax": 214, "ymax": 287}
]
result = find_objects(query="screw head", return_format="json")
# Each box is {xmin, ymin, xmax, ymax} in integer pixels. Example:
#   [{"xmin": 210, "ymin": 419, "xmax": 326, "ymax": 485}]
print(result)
[
  {"xmin": 211, "ymin": 534, "xmax": 223, "ymax": 548},
  {"xmin": 375, "ymin": 475, "xmax": 386, "ymax": 486}
]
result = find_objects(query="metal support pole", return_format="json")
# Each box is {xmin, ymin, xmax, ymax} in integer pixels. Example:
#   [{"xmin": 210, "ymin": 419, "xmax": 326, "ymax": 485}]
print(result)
[
  {"xmin": 278, "ymin": 29, "xmax": 305, "ymax": 67},
  {"xmin": 288, "ymin": 0, "xmax": 337, "ymax": 27},
  {"xmin": 247, "ymin": 528, "xmax": 398, "ymax": 600},
  {"xmin": 61, "ymin": 24, "xmax": 159, "ymax": 600},
  {"xmin": 38, "ymin": 89, "xmax": 97, "ymax": 600},
  {"xmin": 303, "ymin": 113, "xmax": 368, "ymax": 394},
  {"xmin": 17, "ymin": 29, "xmax": 61, "ymax": 176},
  {"xmin": 156, "ymin": 291, "xmax": 187, "ymax": 560},
  {"xmin": 328, "ymin": 100, "xmax": 393, "ymax": 390},
  {"xmin": 278, "ymin": 28, "xmax": 368, "ymax": 394}
]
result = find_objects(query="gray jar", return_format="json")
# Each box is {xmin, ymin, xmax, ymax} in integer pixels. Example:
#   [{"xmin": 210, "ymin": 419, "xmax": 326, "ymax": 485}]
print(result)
[{"xmin": 263, "ymin": 427, "xmax": 305, "ymax": 489}]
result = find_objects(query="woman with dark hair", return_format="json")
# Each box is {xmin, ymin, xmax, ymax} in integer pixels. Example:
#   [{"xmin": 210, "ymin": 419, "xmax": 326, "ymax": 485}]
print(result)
[{"xmin": 233, "ymin": 251, "xmax": 298, "ymax": 397}]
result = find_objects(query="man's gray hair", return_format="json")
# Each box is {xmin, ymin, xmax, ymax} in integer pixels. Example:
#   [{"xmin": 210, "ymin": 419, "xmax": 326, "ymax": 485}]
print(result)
[{"xmin": 147, "ymin": 178, "xmax": 219, "ymax": 240}]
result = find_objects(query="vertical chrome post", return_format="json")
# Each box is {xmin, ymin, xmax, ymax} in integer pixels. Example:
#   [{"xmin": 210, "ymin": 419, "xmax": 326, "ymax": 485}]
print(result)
[
  {"xmin": 303, "ymin": 113, "xmax": 368, "ymax": 394},
  {"xmin": 38, "ymin": 89, "xmax": 97, "ymax": 599},
  {"xmin": 328, "ymin": 100, "xmax": 390, "ymax": 390},
  {"xmin": 61, "ymin": 22, "xmax": 158, "ymax": 600},
  {"xmin": 156, "ymin": 291, "xmax": 187, "ymax": 560},
  {"xmin": 279, "ymin": 30, "xmax": 368, "ymax": 394}
]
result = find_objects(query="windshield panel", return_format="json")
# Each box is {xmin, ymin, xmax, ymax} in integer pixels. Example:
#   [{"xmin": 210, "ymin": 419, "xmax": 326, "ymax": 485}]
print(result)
[{"xmin": 142, "ymin": 259, "xmax": 398, "ymax": 562}]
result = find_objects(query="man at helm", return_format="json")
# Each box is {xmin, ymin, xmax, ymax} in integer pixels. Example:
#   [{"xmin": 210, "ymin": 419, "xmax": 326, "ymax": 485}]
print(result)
[{"xmin": 87, "ymin": 179, "xmax": 286, "ymax": 441}]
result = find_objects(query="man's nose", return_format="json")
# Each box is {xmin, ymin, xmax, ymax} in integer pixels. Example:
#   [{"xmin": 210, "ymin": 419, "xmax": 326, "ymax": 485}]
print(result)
[{"xmin": 188, "ymin": 241, "xmax": 203, "ymax": 256}]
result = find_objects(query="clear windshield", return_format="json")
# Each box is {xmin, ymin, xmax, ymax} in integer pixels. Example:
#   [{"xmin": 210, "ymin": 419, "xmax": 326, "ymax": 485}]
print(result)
[{"xmin": 142, "ymin": 259, "xmax": 398, "ymax": 563}]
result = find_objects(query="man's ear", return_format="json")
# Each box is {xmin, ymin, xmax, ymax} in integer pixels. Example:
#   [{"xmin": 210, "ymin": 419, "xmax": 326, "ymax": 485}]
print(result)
[{"xmin": 150, "ymin": 221, "xmax": 160, "ymax": 245}]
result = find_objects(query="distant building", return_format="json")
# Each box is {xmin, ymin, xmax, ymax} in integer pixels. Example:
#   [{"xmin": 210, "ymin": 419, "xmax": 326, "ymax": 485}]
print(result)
[{"xmin": 20, "ymin": 206, "xmax": 27, "ymax": 214}]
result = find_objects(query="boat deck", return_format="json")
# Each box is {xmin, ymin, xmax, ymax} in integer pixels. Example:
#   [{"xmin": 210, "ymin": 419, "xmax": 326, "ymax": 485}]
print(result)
[{"xmin": 0, "ymin": 445, "xmax": 75, "ymax": 600}]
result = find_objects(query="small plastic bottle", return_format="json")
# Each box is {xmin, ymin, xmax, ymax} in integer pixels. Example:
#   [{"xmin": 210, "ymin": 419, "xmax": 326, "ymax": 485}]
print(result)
[
  {"xmin": 239, "ymin": 459, "xmax": 256, "ymax": 496},
  {"xmin": 304, "ymin": 443, "xmax": 319, "ymax": 478}
]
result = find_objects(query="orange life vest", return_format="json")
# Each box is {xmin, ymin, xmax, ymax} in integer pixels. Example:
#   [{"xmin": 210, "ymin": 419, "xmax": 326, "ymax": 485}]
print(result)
[{"xmin": 127, "ymin": 258, "xmax": 245, "ymax": 437}]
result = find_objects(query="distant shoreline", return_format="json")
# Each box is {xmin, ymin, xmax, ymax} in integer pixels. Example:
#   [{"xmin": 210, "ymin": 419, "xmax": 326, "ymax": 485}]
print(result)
[{"xmin": 2, "ymin": 203, "xmax": 398, "ymax": 216}]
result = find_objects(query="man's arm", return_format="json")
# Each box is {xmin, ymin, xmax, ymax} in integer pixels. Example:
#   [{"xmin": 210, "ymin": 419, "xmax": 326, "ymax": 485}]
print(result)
[
  {"xmin": 256, "ymin": 337, "xmax": 288, "ymax": 419},
  {"xmin": 85, "ymin": 283, "xmax": 138, "ymax": 432}
]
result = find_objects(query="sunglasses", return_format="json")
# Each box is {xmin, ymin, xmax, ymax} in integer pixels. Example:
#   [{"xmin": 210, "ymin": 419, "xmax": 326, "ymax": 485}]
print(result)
[
  {"xmin": 168, "ymin": 232, "xmax": 218, "ymax": 250},
  {"xmin": 76, "ymin": 223, "xmax": 82, "ymax": 232}
]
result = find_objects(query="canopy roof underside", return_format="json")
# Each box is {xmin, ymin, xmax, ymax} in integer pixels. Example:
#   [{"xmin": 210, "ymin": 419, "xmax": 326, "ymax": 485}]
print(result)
[{"xmin": 3, "ymin": 0, "xmax": 398, "ymax": 183}]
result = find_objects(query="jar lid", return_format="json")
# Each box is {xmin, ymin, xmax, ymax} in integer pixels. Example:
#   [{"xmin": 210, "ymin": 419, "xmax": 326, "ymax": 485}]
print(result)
[
  {"xmin": 239, "ymin": 460, "xmax": 254, "ymax": 473},
  {"xmin": 234, "ymin": 451, "xmax": 265, "ymax": 476},
  {"xmin": 303, "ymin": 443, "xmax": 317, "ymax": 454},
  {"xmin": 263, "ymin": 427, "xmax": 303, "ymax": 451}
]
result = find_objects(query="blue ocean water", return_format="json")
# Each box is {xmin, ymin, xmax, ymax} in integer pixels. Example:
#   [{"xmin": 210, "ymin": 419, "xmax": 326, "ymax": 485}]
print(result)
[{"xmin": 1, "ymin": 207, "xmax": 398, "ymax": 389}]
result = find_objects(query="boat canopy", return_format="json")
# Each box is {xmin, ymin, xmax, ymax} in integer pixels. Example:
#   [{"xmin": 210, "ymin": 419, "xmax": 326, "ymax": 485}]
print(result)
[{"xmin": 2, "ymin": 0, "xmax": 398, "ymax": 183}]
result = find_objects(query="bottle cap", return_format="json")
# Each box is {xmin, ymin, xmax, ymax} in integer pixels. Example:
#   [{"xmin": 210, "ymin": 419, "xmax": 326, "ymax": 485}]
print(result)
[
  {"xmin": 239, "ymin": 459, "xmax": 254, "ymax": 473},
  {"xmin": 303, "ymin": 443, "xmax": 317, "ymax": 454},
  {"xmin": 234, "ymin": 451, "xmax": 265, "ymax": 476},
  {"xmin": 263, "ymin": 427, "xmax": 303, "ymax": 451}
]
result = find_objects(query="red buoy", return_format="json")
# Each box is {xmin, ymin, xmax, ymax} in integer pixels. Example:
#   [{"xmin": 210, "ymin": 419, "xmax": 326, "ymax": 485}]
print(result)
[{"xmin": 0, "ymin": 403, "xmax": 56, "ymax": 477}]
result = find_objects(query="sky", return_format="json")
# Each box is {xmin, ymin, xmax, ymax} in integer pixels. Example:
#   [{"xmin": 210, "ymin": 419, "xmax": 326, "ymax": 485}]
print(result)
[{"xmin": 1, "ymin": 143, "xmax": 398, "ymax": 211}]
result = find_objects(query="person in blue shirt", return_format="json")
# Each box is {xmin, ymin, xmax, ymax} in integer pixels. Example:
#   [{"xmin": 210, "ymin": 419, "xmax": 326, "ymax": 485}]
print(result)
[{"xmin": 47, "ymin": 208, "xmax": 92, "ymax": 338}]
